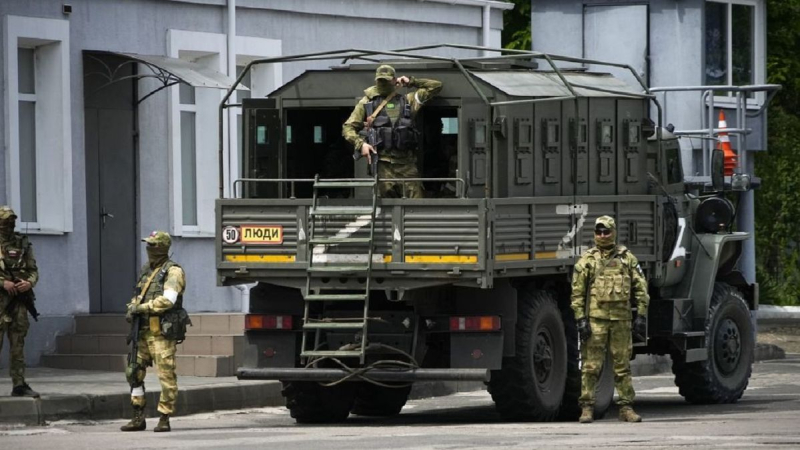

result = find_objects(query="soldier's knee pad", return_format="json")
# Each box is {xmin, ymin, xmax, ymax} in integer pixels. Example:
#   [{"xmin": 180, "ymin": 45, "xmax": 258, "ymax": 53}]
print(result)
[{"xmin": 125, "ymin": 363, "xmax": 146, "ymax": 386}]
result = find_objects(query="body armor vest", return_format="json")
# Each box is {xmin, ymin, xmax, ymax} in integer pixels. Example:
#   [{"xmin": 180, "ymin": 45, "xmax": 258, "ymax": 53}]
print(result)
[
  {"xmin": 136, "ymin": 260, "xmax": 184, "ymax": 310},
  {"xmin": 365, "ymin": 94, "xmax": 419, "ymax": 152}
]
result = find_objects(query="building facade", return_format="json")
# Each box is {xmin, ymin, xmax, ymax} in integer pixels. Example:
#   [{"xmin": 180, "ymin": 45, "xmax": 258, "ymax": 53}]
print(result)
[
  {"xmin": 0, "ymin": 0, "xmax": 511, "ymax": 365},
  {"xmin": 530, "ymin": 0, "xmax": 769, "ymax": 283}
]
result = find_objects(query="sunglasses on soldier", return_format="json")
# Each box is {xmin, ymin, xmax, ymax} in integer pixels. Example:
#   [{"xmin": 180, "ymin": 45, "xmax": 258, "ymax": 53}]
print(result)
[{"xmin": 594, "ymin": 228, "xmax": 612, "ymax": 236}]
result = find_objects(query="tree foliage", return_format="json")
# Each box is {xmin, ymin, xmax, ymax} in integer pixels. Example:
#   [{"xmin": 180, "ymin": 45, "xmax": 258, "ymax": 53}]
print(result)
[
  {"xmin": 755, "ymin": 0, "xmax": 800, "ymax": 305},
  {"xmin": 501, "ymin": 0, "xmax": 531, "ymax": 50}
]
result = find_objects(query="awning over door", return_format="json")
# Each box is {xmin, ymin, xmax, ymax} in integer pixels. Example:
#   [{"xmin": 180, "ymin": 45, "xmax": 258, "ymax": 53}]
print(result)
[{"xmin": 85, "ymin": 50, "xmax": 247, "ymax": 104}]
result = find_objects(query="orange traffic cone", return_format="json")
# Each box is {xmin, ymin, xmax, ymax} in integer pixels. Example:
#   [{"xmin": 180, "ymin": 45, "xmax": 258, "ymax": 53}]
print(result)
[{"xmin": 717, "ymin": 111, "xmax": 737, "ymax": 176}]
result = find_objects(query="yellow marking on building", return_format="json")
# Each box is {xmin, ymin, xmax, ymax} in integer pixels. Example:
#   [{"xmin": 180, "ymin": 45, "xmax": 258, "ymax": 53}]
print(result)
[
  {"xmin": 383, "ymin": 255, "xmax": 393, "ymax": 263},
  {"xmin": 405, "ymin": 255, "xmax": 477, "ymax": 264},
  {"xmin": 225, "ymin": 254, "xmax": 296, "ymax": 263},
  {"xmin": 496, "ymin": 253, "xmax": 530, "ymax": 261}
]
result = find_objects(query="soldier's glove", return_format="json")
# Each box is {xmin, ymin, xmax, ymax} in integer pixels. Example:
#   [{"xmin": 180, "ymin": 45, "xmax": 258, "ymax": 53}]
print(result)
[
  {"xmin": 633, "ymin": 316, "xmax": 647, "ymax": 341},
  {"xmin": 577, "ymin": 318, "xmax": 592, "ymax": 341}
]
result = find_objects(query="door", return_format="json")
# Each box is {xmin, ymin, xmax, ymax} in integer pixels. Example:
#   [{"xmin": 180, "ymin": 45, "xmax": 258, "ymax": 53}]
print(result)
[
  {"xmin": 84, "ymin": 53, "xmax": 138, "ymax": 313},
  {"xmin": 583, "ymin": 5, "xmax": 649, "ymax": 90}
]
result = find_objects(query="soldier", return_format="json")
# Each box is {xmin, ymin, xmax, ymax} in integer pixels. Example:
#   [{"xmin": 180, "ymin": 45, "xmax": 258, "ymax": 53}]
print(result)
[
  {"xmin": 571, "ymin": 215, "xmax": 649, "ymax": 423},
  {"xmin": 342, "ymin": 64, "xmax": 442, "ymax": 198},
  {"xmin": 121, "ymin": 231, "xmax": 186, "ymax": 432},
  {"xmin": 0, "ymin": 206, "xmax": 39, "ymax": 398}
]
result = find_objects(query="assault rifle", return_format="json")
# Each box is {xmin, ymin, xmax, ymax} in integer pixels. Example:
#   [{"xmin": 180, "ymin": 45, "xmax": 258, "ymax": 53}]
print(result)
[
  {"xmin": 355, "ymin": 126, "xmax": 379, "ymax": 177},
  {"xmin": 1, "ymin": 273, "xmax": 39, "ymax": 322},
  {"xmin": 126, "ymin": 290, "xmax": 143, "ymax": 387}
]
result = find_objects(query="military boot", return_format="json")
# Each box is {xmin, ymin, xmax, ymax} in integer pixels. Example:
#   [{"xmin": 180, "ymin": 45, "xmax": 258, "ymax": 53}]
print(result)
[
  {"xmin": 619, "ymin": 406, "xmax": 642, "ymax": 423},
  {"xmin": 579, "ymin": 406, "xmax": 594, "ymax": 424},
  {"xmin": 11, "ymin": 383, "xmax": 40, "ymax": 398},
  {"xmin": 120, "ymin": 406, "xmax": 146, "ymax": 431},
  {"xmin": 153, "ymin": 414, "xmax": 171, "ymax": 432}
]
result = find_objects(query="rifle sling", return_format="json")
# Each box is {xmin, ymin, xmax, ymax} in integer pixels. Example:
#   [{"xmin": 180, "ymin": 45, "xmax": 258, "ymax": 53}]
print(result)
[
  {"xmin": 365, "ymin": 90, "xmax": 399, "ymax": 128},
  {"xmin": 136, "ymin": 263, "xmax": 165, "ymax": 306}
]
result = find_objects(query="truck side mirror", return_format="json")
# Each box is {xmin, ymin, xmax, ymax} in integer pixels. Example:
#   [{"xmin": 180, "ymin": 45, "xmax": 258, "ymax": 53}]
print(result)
[{"xmin": 711, "ymin": 149, "xmax": 724, "ymax": 191}]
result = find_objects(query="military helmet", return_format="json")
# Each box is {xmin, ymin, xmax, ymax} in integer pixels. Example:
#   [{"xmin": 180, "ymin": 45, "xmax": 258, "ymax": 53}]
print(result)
[
  {"xmin": 142, "ymin": 230, "xmax": 171, "ymax": 247},
  {"xmin": 595, "ymin": 215, "xmax": 616, "ymax": 231},
  {"xmin": 0, "ymin": 206, "xmax": 17, "ymax": 221},
  {"xmin": 375, "ymin": 64, "xmax": 396, "ymax": 81}
]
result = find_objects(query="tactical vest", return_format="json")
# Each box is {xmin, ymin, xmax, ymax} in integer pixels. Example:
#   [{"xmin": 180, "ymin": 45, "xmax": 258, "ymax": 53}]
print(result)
[
  {"xmin": 586, "ymin": 247, "xmax": 634, "ymax": 320},
  {"xmin": 0, "ymin": 234, "xmax": 32, "ymax": 282},
  {"xmin": 136, "ymin": 260, "xmax": 184, "ymax": 309},
  {"xmin": 365, "ymin": 94, "xmax": 419, "ymax": 153}
]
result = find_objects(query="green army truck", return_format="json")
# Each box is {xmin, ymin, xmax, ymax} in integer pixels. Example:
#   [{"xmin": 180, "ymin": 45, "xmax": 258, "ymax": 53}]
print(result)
[{"xmin": 215, "ymin": 45, "xmax": 779, "ymax": 423}]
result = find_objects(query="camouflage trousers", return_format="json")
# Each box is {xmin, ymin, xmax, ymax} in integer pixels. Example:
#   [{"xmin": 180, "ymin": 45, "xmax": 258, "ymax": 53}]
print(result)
[
  {"xmin": 127, "ymin": 327, "xmax": 178, "ymax": 415},
  {"xmin": 580, "ymin": 318, "xmax": 635, "ymax": 407},
  {"xmin": 0, "ymin": 299, "xmax": 29, "ymax": 387},
  {"xmin": 378, "ymin": 161, "xmax": 424, "ymax": 199}
]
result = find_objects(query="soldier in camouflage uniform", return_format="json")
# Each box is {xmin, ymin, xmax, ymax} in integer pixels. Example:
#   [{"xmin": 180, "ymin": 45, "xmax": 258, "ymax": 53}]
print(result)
[
  {"xmin": 342, "ymin": 65, "xmax": 443, "ymax": 198},
  {"xmin": 0, "ymin": 206, "xmax": 39, "ymax": 398},
  {"xmin": 571, "ymin": 216, "xmax": 649, "ymax": 423},
  {"xmin": 121, "ymin": 231, "xmax": 186, "ymax": 432}
]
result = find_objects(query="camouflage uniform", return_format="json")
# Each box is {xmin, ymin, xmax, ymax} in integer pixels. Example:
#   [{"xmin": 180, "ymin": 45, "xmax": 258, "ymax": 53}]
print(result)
[
  {"xmin": 342, "ymin": 65, "xmax": 443, "ymax": 198},
  {"xmin": 122, "ymin": 231, "xmax": 186, "ymax": 432},
  {"xmin": 571, "ymin": 216, "xmax": 649, "ymax": 421},
  {"xmin": 0, "ymin": 206, "xmax": 39, "ymax": 396}
]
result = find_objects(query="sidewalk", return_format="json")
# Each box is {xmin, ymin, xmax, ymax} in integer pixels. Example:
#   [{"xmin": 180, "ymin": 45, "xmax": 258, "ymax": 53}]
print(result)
[
  {"xmin": 0, "ymin": 368, "xmax": 283, "ymax": 425},
  {"xmin": 1, "ymin": 307, "xmax": 795, "ymax": 426}
]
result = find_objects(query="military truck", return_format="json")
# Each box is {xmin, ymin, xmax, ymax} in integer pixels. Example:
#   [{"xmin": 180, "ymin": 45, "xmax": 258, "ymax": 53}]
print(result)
[{"xmin": 215, "ymin": 44, "xmax": 778, "ymax": 423}]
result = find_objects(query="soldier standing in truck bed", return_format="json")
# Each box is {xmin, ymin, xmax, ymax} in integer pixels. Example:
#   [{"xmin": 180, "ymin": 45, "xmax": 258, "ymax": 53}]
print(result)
[
  {"xmin": 571, "ymin": 215, "xmax": 649, "ymax": 423},
  {"xmin": 342, "ymin": 65, "xmax": 442, "ymax": 198}
]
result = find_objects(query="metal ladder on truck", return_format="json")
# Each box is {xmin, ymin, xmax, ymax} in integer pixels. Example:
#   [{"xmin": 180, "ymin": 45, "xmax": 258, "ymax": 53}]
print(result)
[{"xmin": 300, "ymin": 176, "xmax": 379, "ymax": 365}]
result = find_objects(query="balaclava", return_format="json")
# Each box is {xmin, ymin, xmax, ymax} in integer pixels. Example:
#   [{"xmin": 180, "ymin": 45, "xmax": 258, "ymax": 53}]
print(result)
[
  {"xmin": 142, "ymin": 231, "xmax": 172, "ymax": 268},
  {"xmin": 594, "ymin": 215, "xmax": 617, "ymax": 251},
  {"xmin": 0, "ymin": 206, "xmax": 18, "ymax": 241}
]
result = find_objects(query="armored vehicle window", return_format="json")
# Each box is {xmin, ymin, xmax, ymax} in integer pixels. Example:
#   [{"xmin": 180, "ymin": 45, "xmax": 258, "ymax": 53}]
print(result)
[{"xmin": 666, "ymin": 146, "xmax": 683, "ymax": 185}]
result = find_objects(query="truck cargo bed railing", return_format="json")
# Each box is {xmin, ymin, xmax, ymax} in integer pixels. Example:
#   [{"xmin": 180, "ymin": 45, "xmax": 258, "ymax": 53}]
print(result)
[{"xmin": 233, "ymin": 177, "xmax": 468, "ymax": 199}]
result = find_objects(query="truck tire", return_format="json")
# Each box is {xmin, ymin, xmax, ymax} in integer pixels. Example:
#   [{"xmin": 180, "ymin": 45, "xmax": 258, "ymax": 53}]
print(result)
[
  {"xmin": 282, "ymin": 381, "xmax": 355, "ymax": 424},
  {"xmin": 671, "ymin": 282, "xmax": 754, "ymax": 404},
  {"xmin": 489, "ymin": 287, "xmax": 567, "ymax": 421},
  {"xmin": 557, "ymin": 308, "xmax": 614, "ymax": 421},
  {"xmin": 351, "ymin": 383, "xmax": 412, "ymax": 416}
]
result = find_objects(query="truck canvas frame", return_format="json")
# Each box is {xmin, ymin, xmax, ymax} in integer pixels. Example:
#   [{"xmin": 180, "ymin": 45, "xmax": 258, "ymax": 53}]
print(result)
[{"xmin": 215, "ymin": 44, "xmax": 780, "ymax": 423}]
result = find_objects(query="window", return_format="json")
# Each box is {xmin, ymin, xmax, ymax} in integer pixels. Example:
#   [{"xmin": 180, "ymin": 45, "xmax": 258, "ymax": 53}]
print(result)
[
  {"xmin": 179, "ymin": 83, "xmax": 198, "ymax": 226},
  {"xmin": 169, "ymin": 31, "xmax": 282, "ymax": 235},
  {"xmin": 4, "ymin": 16, "xmax": 72, "ymax": 233},
  {"xmin": 441, "ymin": 117, "xmax": 458, "ymax": 135},
  {"xmin": 704, "ymin": 1, "xmax": 763, "ymax": 100}
]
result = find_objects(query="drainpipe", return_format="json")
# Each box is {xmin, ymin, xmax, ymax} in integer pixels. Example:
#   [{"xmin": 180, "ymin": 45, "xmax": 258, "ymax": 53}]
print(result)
[
  {"xmin": 227, "ymin": 0, "xmax": 250, "ymax": 312},
  {"xmin": 227, "ymin": 0, "xmax": 236, "ymax": 199},
  {"xmin": 482, "ymin": 4, "xmax": 491, "ymax": 56},
  {"xmin": 234, "ymin": 283, "xmax": 255, "ymax": 313}
]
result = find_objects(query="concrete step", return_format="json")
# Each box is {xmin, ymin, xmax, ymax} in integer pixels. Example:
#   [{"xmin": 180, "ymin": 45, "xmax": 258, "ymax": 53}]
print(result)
[
  {"xmin": 55, "ymin": 334, "xmax": 244, "ymax": 356},
  {"xmin": 40, "ymin": 354, "xmax": 236, "ymax": 377},
  {"xmin": 74, "ymin": 313, "xmax": 245, "ymax": 336}
]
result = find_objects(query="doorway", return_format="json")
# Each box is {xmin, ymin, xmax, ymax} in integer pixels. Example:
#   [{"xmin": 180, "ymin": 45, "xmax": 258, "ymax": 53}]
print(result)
[{"xmin": 84, "ymin": 53, "xmax": 138, "ymax": 313}]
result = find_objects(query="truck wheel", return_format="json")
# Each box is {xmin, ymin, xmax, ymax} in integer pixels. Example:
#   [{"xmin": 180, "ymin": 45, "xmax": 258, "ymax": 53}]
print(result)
[
  {"xmin": 557, "ymin": 309, "xmax": 613, "ymax": 421},
  {"xmin": 351, "ymin": 383, "xmax": 412, "ymax": 416},
  {"xmin": 282, "ymin": 381, "xmax": 355, "ymax": 424},
  {"xmin": 671, "ymin": 282, "xmax": 754, "ymax": 404},
  {"xmin": 489, "ymin": 287, "xmax": 567, "ymax": 421}
]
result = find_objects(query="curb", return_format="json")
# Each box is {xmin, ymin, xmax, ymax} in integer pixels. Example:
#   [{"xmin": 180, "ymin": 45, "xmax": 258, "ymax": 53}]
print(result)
[
  {"xmin": 0, "ymin": 381, "xmax": 284, "ymax": 426},
  {"xmin": 0, "ymin": 341, "xmax": 788, "ymax": 426}
]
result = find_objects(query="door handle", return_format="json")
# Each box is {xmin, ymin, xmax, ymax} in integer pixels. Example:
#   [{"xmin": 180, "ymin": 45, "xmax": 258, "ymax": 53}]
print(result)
[{"xmin": 101, "ymin": 207, "xmax": 115, "ymax": 227}]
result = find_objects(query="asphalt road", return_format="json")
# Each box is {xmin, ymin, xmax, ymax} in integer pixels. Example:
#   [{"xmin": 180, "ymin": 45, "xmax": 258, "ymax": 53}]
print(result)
[{"xmin": 2, "ymin": 356, "xmax": 799, "ymax": 450}]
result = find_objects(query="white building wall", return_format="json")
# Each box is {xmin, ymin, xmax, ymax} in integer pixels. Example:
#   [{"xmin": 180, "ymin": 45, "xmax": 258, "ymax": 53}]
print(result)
[{"xmin": 0, "ymin": 0, "xmax": 507, "ymax": 364}]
